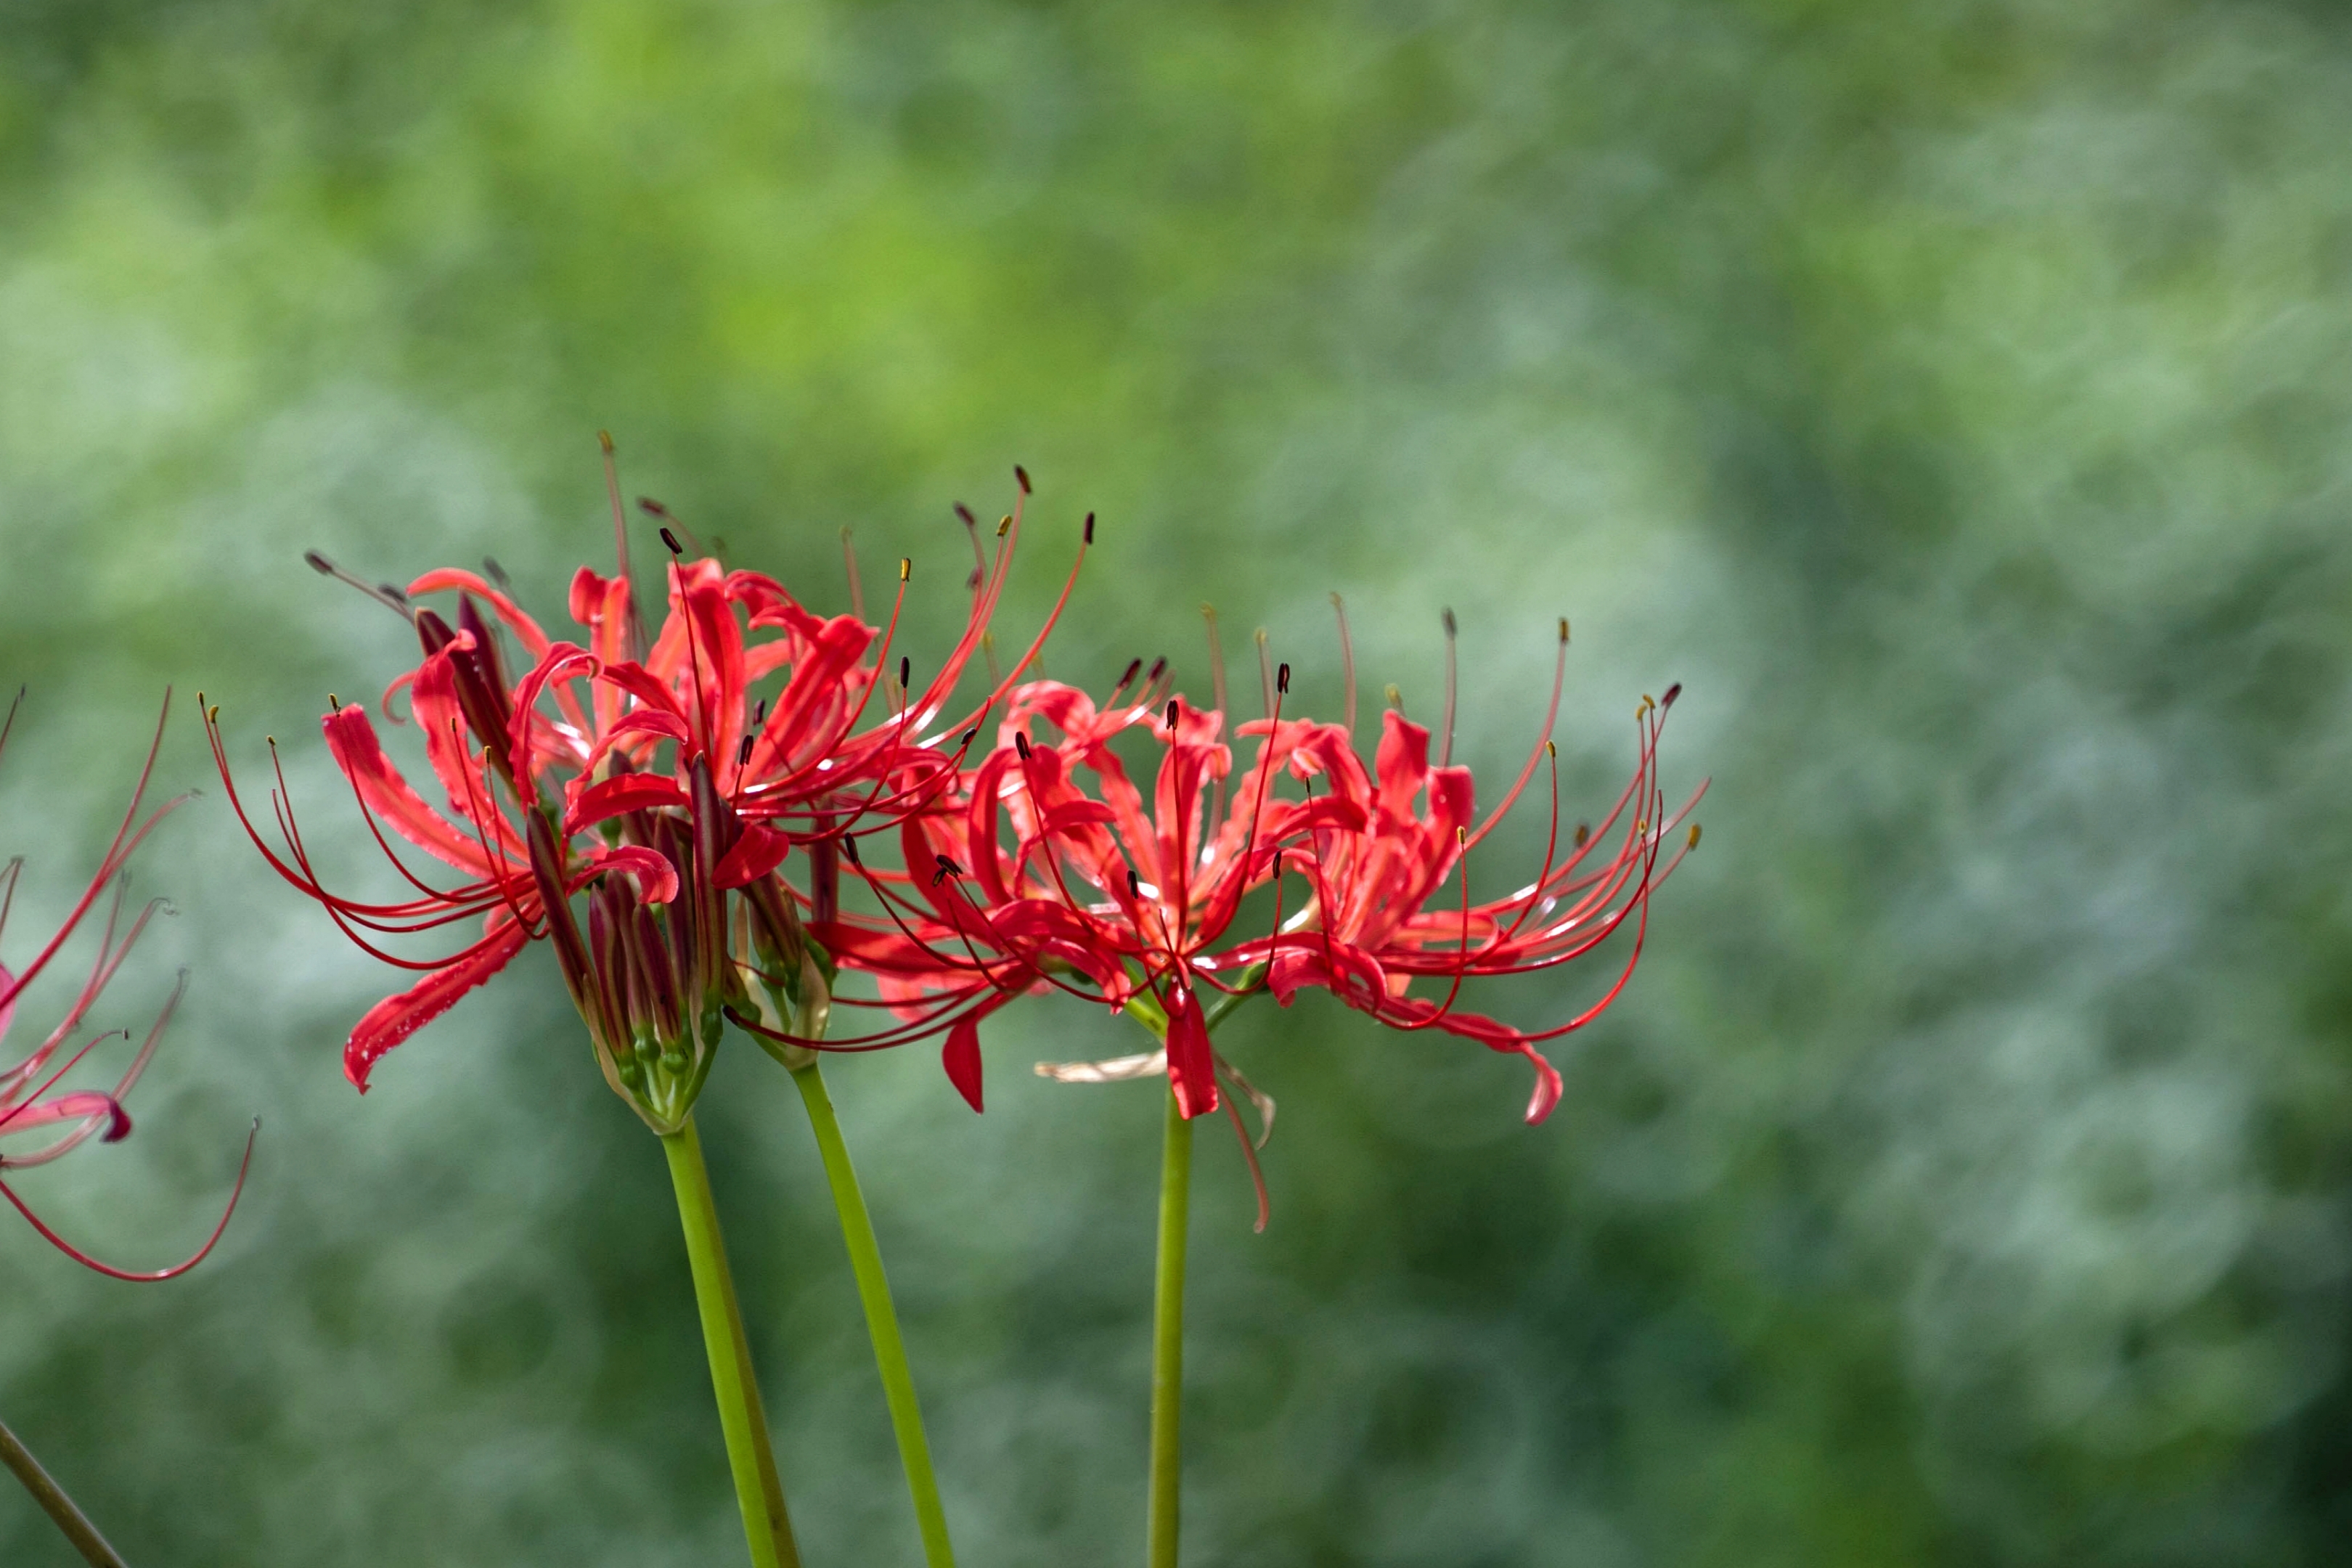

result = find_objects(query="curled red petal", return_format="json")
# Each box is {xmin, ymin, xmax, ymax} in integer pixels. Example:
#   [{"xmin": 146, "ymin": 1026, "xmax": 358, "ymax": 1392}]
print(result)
[
  {"xmin": 563, "ymin": 772, "xmax": 691, "ymax": 835},
  {"xmin": 579, "ymin": 844, "xmax": 679, "ymax": 905},
  {"xmin": 506, "ymin": 642, "xmax": 597, "ymax": 783},
  {"xmin": 942, "ymin": 1013, "xmax": 984, "ymax": 1112},
  {"xmin": 407, "ymin": 568, "xmax": 553, "ymax": 660},
  {"xmin": 712, "ymin": 822, "xmax": 791, "ymax": 889},
  {"xmin": 0, "ymin": 1090, "xmax": 128, "ymax": 1141},
  {"xmin": 1516, "ymin": 1044, "xmax": 1564, "ymax": 1124},
  {"xmin": 344, "ymin": 923, "xmax": 529, "ymax": 1091}
]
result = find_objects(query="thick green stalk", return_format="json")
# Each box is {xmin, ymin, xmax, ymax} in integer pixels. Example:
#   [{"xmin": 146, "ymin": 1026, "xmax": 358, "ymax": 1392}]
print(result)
[
  {"xmin": 791, "ymin": 1062, "xmax": 957, "ymax": 1567},
  {"xmin": 1146, "ymin": 1082, "xmax": 1194, "ymax": 1568},
  {"xmin": 663, "ymin": 1116, "xmax": 801, "ymax": 1568},
  {"xmin": 0, "ymin": 1418, "xmax": 123, "ymax": 1568}
]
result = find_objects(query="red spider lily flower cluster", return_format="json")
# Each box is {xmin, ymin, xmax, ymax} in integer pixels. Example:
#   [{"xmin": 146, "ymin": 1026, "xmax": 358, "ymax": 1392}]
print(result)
[
  {"xmin": 791, "ymin": 613, "xmax": 1702, "ymax": 1151},
  {"xmin": 219, "ymin": 449, "xmax": 1696, "ymax": 1196},
  {"xmin": 212, "ymin": 473, "xmax": 1088, "ymax": 1132},
  {"xmin": 0, "ymin": 698, "xmax": 253, "ymax": 1281}
]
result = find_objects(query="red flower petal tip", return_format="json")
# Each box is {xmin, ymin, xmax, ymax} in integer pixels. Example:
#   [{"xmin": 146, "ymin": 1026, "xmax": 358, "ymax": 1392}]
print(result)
[{"xmin": 942, "ymin": 1014, "xmax": 984, "ymax": 1113}]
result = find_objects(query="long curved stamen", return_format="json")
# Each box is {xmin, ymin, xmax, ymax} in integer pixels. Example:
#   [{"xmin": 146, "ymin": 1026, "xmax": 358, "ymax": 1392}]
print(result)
[
  {"xmin": 303, "ymin": 550, "xmax": 414, "ymax": 620},
  {"xmin": 0, "ymin": 1118, "xmax": 256, "ymax": 1282},
  {"xmin": 1201, "ymin": 607, "xmax": 1231, "ymax": 830},
  {"xmin": 741, "ymin": 556, "xmax": 909, "ymax": 800},
  {"xmin": 1331, "ymin": 593, "xmax": 1357, "ymax": 736},
  {"xmin": 1439, "ymin": 608, "xmax": 1458, "ymax": 769},
  {"xmin": 1465, "ymin": 618, "xmax": 1569, "ymax": 851},
  {"xmin": 0, "ymin": 1030, "xmax": 128, "ymax": 1134},
  {"xmin": 1217, "ymin": 1083, "xmax": 1270, "ymax": 1233},
  {"xmin": 1, "ymin": 974, "xmax": 185, "ymax": 1169},
  {"xmin": 1, "ymin": 698, "xmax": 181, "ymax": 1013},
  {"xmin": 441, "ymin": 720, "xmax": 539, "ymax": 930},
  {"xmin": 1385, "ymin": 828, "xmax": 1475, "ymax": 1032},
  {"xmin": 841, "ymin": 526, "xmax": 867, "ymax": 622}
]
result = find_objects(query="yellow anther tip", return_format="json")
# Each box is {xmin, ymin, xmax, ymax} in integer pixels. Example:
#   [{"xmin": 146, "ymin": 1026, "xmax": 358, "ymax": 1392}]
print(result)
[
  {"xmin": 1688, "ymin": 824, "xmax": 1703, "ymax": 849},
  {"xmin": 898, "ymin": 558, "xmax": 911, "ymax": 581}
]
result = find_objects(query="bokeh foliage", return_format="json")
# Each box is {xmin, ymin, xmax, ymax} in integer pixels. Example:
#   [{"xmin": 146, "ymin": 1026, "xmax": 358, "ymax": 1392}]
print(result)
[{"xmin": 2, "ymin": 0, "xmax": 2350, "ymax": 1561}]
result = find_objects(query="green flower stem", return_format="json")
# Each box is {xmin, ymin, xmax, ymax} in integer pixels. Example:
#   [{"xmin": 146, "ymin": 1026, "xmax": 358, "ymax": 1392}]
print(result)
[
  {"xmin": 0, "ymin": 1417, "xmax": 123, "ymax": 1568},
  {"xmin": 1146, "ymin": 1081, "xmax": 1194, "ymax": 1568},
  {"xmin": 1132, "ymin": 969, "xmax": 1261, "ymax": 1568},
  {"xmin": 663, "ymin": 1115, "xmax": 801, "ymax": 1568},
  {"xmin": 791, "ymin": 1061, "xmax": 957, "ymax": 1568}
]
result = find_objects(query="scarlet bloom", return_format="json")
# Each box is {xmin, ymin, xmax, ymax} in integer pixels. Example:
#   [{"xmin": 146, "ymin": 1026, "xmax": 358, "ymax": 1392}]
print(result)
[
  {"xmin": 814, "ymin": 619, "xmax": 1702, "ymax": 1131},
  {"xmin": 809, "ymin": 664, "xmax": 1356, "ymax": 1124},
  {"xmin": 212, "ymin": 475, "xmax": 1083, "ymax": 1127},
  {"xmin": 1249, "ymin": 675, "xmax": 1701, "ymax": 1124},
  {"xmin": 0, "ymin": 697, "xmax": 252, "ymax": 1279}
]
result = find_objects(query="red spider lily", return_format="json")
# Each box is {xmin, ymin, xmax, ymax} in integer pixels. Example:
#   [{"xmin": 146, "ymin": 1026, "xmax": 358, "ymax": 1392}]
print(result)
[
  {"xmin": 206, "ymin": 568, "xmax": 791, "ymax": 1130},
  {"xmin": 789, "ymin": 619, "xmax": 1703, "ymax": 1137},
  {"xmin": 209, "ymin": 470, "xmax": 1086, "ymax": 1124},
  {"xmin": 776, "ymin": 665, "xmax": 1359, "ymax": 1129},
  {"xmin": 0, "ymin": 696, "xmax": 254, "ymax": 1280},
  {"xmin": 1244, "ymin": 675, "xmax": 1703, "ymax": 1125}
]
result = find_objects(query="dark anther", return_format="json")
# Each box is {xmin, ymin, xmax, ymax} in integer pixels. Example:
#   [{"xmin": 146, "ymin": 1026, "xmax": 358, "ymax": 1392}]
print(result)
[
  {"xmin": 754, "ymin": 698, "xmax": 767, "ymax": 725},
  {"xmin": 839, "ymin": 836, "xmax": 862, "ymax": 866},
  {"xmin": 1117, "ymin": 658, "xmax": 1143, "ymax": 688},
  {"xmin": 899, "ymin": 656, "xmax": 911, "ymax": 690},
  {"xmin": 1014, "ymin": 732, "xmax": 1032, "ymax": 759},
  {"xmin": 967, "ymin": 568, "xmax": 982, "ymax": 589},
  {"xmin": 1146, "ymin": 656, "xmax": 1167, "ymax": 683},
  {"xmin": 483, "ymin": 556, "xmax": 511, "ymax": 591},
  {"xmin": 1559, "ymin": 617, "xmax": 1571, "ymax": 644},
  {"xmin": 1442, "ymin": 608, "xmax": 1458, "ymax": 638},
  {"xmin": 1015, "ymin": 465, "xmax": 1032, "ymax": 494},
  {"xmin": 1164, "ymin": 700, "xmax": 1180, "ymax": 730},
  {"xmin": 1084, "ymin": 511, "xmax": 1096, "ymax": 544},
  {"xmin": 1662, "ymin": 682, "xmax": 1683, "ymax": 709},
  {"xmin": 304, "ymin": 550, "xmax": 414, "ymax": 618},
  {"xmin": 1277, "ymin": 663, "xmax": 1291, "ymax": 694},
  {"xmin": 955, "ymin": 503, "xmax": 977, "ymax": 528},
  {"xmin": 738, "ymin": 735, "xmax": 754, "ymax": 767},
  {"xmin": 658, "ymin": 526, "xmax": 682, "ymax": 556},
  {"xmin": 1127, "ymin": 869, "xmax": 1142, "ymax": 897},
  {"xmin": 933, "ymin": 853, "xmax": 965, "ymax": 886},
  {"xmin": 959, "ymin": 727, "xmax": 978, "ymax": 749},
  {"xmin": 1573, "ymin": 823, "xmax": 1591, "ymax": 848}
]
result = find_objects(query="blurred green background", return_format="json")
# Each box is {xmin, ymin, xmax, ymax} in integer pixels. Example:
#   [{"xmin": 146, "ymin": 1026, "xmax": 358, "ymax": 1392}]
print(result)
[{"xmin": 2, "ymin": 0, "xmax": 2348, "ymax": 1562}]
